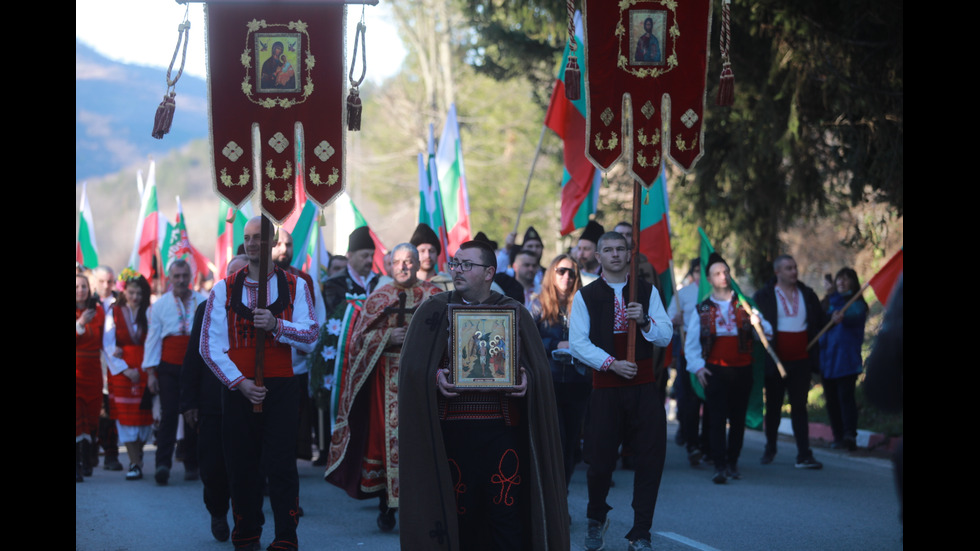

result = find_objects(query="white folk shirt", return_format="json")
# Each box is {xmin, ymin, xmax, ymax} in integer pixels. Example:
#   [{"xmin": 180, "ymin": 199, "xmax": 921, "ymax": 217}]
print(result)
[
  {"xmin": 142, "ymin": 290, "xmax": 207, "ymax": 368},
  {"xmin": 684, "ymin": 296, "xmax": 772, "ymax": 374},
  {"xmin": 569, "ymin": 277, "xmax": 672, "ymax": 371},
  {"xmin": 774, "ymin": 286, "xmax": 808, "ymax": 332}
]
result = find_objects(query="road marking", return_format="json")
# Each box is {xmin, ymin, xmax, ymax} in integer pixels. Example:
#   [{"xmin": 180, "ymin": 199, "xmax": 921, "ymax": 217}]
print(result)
[{"xmin": 657, "ymin": 532, "xmax": 722, "ymax": 551}]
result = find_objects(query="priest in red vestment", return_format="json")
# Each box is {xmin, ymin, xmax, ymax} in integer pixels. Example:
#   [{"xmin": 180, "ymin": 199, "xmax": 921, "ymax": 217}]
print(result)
[{"xmin": 325, "ymin": 242, "xmax": 441, "ymax": 532}]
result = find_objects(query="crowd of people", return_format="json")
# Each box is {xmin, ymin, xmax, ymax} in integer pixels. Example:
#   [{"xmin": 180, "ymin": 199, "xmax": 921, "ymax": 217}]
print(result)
[{"xmin": 76, "ymin": 217, "xmax": 874, "ymax": 550}]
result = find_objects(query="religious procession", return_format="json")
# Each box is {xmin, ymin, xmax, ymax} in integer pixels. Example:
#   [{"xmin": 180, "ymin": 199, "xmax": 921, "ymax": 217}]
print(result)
[{"xmin": 77, "ymin": 1, "xmax": 902, "ymax": 550}]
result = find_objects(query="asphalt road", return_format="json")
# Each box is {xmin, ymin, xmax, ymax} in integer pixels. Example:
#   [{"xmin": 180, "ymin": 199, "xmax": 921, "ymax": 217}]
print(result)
[{"xmin": 76, "ymin": 422, "xmax": 902, "ymax": 551}]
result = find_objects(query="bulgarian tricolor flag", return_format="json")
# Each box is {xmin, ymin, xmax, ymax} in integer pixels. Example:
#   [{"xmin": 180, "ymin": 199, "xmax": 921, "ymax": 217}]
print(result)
[
  {"xmin": 545, "ymin": 11, "xmax": 602, "ymax": 236},
  {"xmin": 419, "ymin": 123, "xmax": 450, "ymax": 271},
  {"xmin": 288, "ymin": 201, "xmax": 330, "ymax": 281},
  {"xmin": 334, "ymin": 192, "xmax": 387, "ymax": 275},
  {"xmin": 215, "ymin": 198, "xmax": 252, "ymax": 279},
  {"xmin": 282, "ymin": 166, "xmax": 329, "ymax": 279},
  {"xmin": 868, "ymin": 248, "xmax": 903, "ymax": 308},
  {"xmin": 76, "ymin": 182, "xmax": 99, "ymax": 269},
  {"xmin": 161, "ymin": 197, "xmax": 212, "ymax": 283},
  {"xmin": 638, "ymin": 167, "xmax": 674, "ymax": 307},
  {"xmin": 128, "ymin": 161, "xmax": 166, "ymax": 279},
  {"xmin": 436, "ymin": 104, "xmax": 472, "ymax": 254}
]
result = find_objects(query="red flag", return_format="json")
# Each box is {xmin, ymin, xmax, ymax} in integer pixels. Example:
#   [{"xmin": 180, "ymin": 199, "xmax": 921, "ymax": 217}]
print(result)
[{"xmin": 868, "ymin": 249, "xmax": 903, "ymax": 307}]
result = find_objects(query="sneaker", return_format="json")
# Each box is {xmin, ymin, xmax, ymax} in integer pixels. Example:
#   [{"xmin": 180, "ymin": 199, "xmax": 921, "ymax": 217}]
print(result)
[
  {"xmin": 628, "ymin": 538, "xmax": 653, "ymax": 551},
  {"xmin": 584, "ymin": 518, "xmax": 609, "ymax": 551},
  {"xmin": 726, "ymin": 464, "xmax": 741, "ymax": 480},
  {"xmin": 711, "ymin": 470, "xmax": 727, "ymax": 484},
  {"xmin": 126, "ymin": 464, "xmax": 143, "ymax": 480},
  {"xmin": 795, "ymin": 456, "xmax": 823, "ymax": 469},
  {"xmin": 155, "ymin": 465, "xmax": 170, "ymax": 485}
]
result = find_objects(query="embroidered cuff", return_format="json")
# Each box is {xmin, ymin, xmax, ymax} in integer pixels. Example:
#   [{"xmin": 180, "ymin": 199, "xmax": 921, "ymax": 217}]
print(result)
[
  {"xmin": 600, "ymin": 356, "xmax": 615, "ymax": 371},
  {"xmin": 228, "ymin": 375, "xmax": 246, "ymax": 389}
]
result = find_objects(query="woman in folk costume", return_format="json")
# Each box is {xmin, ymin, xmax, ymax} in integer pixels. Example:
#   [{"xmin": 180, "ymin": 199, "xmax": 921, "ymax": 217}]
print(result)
[
  {"xmin": 103, "ymin": 269, "xmax": 153, "ymax": 480},
  {"xmin": 529, "ymin": 253, "xmax": 589, "ymax": 488},
  {"xmin": 76, "ymin": 274, "xmax": 105, "ymax": 482}
]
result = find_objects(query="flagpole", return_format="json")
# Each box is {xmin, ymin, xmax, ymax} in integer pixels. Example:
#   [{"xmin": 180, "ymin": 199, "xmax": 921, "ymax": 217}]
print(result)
[
  {"xmin": 512, "ymin": 124, "xmax": 548, "ymax": 235},
  {"xmin": 253, "ymin": 214, "xmax": 272, "ymax": 413},
  {"xmin": 627, "ymin": 180, "xmax": 641, "ymax": 364},
  {"xmin": 734, "ymin": 295, "xmax": 787, "ymax": 378},
  {"xmin": 806, "ymin": 280, "xmax": 872, "ymax": 350}
]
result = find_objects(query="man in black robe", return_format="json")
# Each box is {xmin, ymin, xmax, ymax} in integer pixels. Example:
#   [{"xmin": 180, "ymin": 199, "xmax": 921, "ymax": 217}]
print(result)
[{"xmin": 398, "ymin": 240, "xmax": 569, "ymax": 551}]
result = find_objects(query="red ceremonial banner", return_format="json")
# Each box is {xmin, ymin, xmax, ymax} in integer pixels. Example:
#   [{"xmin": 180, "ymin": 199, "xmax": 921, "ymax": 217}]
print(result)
[
  {"xmin": 207, "ymin": 2, "xmax": 347, "ymax": 224},
  {"xmin": 583, "ymin": 0, "xmax": 711, "ymax": 187}
]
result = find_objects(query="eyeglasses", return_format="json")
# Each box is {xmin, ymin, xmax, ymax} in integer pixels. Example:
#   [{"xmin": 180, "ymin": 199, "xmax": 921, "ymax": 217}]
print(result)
[
  {"xmin": 448, "ymin": 260, "xmax": 493, "ymax": 272},
  {"xmin": 554, "ymin": 267, "xmax": 576, "ymax": 277}
]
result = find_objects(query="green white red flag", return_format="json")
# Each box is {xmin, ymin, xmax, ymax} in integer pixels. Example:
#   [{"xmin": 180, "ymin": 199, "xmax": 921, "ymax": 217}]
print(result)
[
  {"xmin": 638, "ymin": 167, "xmax": 674, "ymax": 306},
  {"xmin": 436, "ymin": 104, "xmax": 472, "ymax": 254},
  {"xmin": 215, "ymin": 198, "xmax": 253, "ymax": 279},
  {"xmin": 76, "ymin": 182, "xmax": 99, "ymax": 269},
  {"xmin": 161, "ymin": 197, "xmax": 212, "ymax": 283},
  {"xmin": 281, "ymin": 164, "xmax": 329, "ymax": 280},
  {"xmin": 419, "ymin": 123, "xmax": 450, "ymax": 270},
  {"xmin": 545, "ymin": 11, "xmax": 603, "ymax": 236},
  {"xmin": 334, "ymin": 192, "xmax": 387, "ymax": 275},
  {"xmin": 128, "ymin": 161, "xmax": 165, "ymax": 279}
]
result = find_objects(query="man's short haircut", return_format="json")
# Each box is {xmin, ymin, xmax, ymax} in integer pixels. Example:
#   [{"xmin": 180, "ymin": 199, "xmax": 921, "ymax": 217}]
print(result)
[
  {"xmin": 773, "ymin": 254, "xmax": 794, "ymax": 270},
  {"xmin": 169, "ymin": 258, "xmax": 190, "ymax": 273},
  {"xmin": 458, "ymin": 240, "xmax": 497, "ymax": 270},
  {"xmin": 94, "ymin": 265, "xmax": 114, "ymax": 277},
  {"xmin": 596, "ymin": 231, "xmax": 628, "ymax": 251},
  {"xmin": 614, "ymin": 221, "xmax": 632, "ymax": 230},
  {"xmin": 391, "ymin": 242, "xmax": 420, "ymax": 262},
  {"xmin": 329, "ymin": 254, "xmax": 346, "ymax": 263},
  {"xmin": 513, "ymin": 249, "xmax": 537, "ymax": 263}
]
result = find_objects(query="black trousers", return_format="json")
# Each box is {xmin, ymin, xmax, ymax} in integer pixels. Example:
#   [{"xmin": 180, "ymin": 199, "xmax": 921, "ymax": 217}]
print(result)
[
  {"xmin": 675, "ymin": 357, "xmax": 710, "ymax": 455},
  {"xmin": 585, "ymin": 383, "xmax": 666, "ymax": 542},
  {"xmin": 197, "ymin": 413, "xmax": 230, "ymax": 518},
  {"xmin": 703, "ymin": 363, "xmax": 752, "ymax": 470},
  {"xmin": 764, "ymin": 359, "xmax": 814, "ymax": 461},
  {"xmin": 823, "ymin": 373, "xmax": 859, "ymax": 441},
  {"xmin": 156, "ymin": 361, "xmax": 198, "ymax": 470},
  {"xmin": 223, "ymin": 377, "xmax": 301, "ymax": 548},
  {"xmin": 553, "ymin": 381, "xmax": 591, "ymax": 488},
  {"xmin": 442, "ymin": 420, "xmax": 528, "ymax": 551}
]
